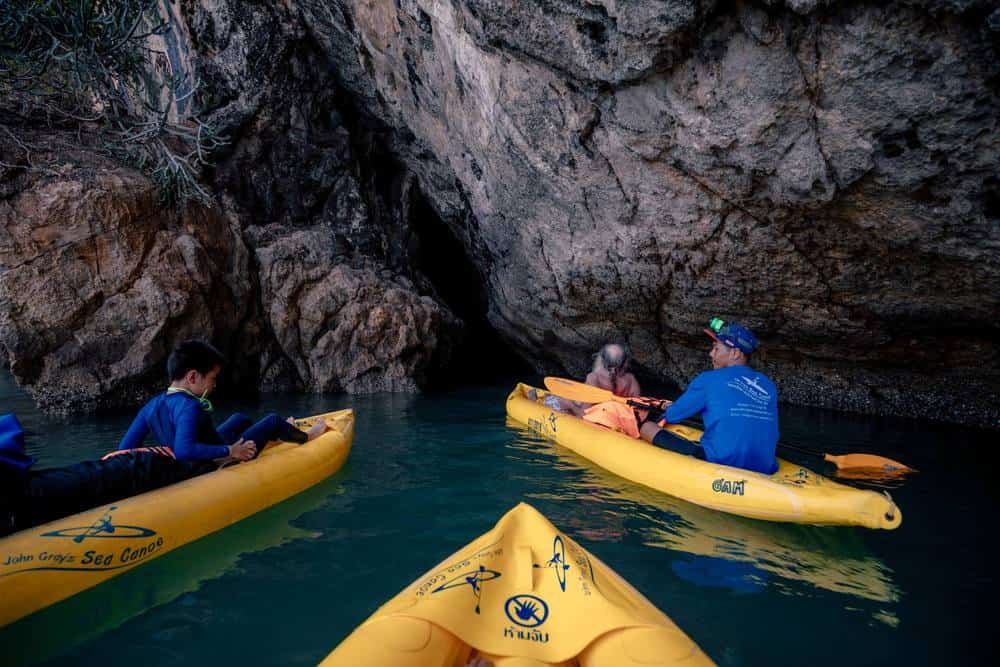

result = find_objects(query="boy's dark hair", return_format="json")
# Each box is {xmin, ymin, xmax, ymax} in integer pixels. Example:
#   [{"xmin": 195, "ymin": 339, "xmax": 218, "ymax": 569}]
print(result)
[{"xmin": 167, "ymin": 340, "xmax": 226, "ymax": 380}]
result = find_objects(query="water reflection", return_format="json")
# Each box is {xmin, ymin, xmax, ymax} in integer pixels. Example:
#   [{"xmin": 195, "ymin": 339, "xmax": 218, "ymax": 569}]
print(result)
[
  {"xmin": 2, "ymin": 479, "xmax": 343, "ymax": 665},
  {"xmin": 507, "ymin": 420, "xmax": 899, "ymax": 606},
  {"xmin": 830, "ymin": 467, "xmax": 914, "ymax": 489}
]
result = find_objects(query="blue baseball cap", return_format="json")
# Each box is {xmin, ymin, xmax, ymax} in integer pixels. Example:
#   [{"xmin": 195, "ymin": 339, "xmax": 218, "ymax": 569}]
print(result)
[
  {"xmin": 0, "ymin": 413, "xmax": 36, "ymax": 471},
  {"xmin": 704, "ymin": 320, "xmax": 759, "ymax": 354}
]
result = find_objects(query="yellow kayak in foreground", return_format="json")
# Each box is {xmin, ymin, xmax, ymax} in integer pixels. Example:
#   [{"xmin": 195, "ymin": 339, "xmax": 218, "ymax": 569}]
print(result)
[
  {"xmin": 507, "ymin": 384, "xmax": 900, "ymax": 530},
  {"xmin": 0, "ymin": 409, "xmax": 353, "ymax": 627},
  {"xmin": 322, "ymin": 502, "xmax": 713, "ymax": 666}
]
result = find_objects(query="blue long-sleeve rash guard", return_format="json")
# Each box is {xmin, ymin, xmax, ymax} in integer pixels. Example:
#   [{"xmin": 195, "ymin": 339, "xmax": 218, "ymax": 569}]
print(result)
[
  {"xmin": 118, "ymin": 392, "xmax": 229, "ymax": 461},
  {"xmin": 664, "ymin": 365, "xmax": 780, "ymax": 475}
]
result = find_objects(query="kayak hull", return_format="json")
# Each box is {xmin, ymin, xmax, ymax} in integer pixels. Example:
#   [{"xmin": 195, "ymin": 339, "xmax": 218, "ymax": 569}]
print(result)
[
  {"xmin": 0, "ymin": 409, "xmax": 353, "ymax": 627},
  {"xmin": 506, "ymin": 384, "xmax": 900, "ymax": 529},
  {"xmin": 321, "ymin": 503, "xmax": 714, "ymax": 666}
]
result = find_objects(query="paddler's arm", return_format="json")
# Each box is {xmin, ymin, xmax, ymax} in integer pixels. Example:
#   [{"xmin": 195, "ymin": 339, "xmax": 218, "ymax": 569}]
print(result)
[
  {"xmin": 117, "ymin": 406, "xmax": 150, "ymax": 450},
  {"xmin": 620, "ymin": 373, "xmax": 642, "ymax": 398},
  {"xmin": 662, "ymin": 376, "xmax": 707, "ymax": 424},
  {"xmin": 173, "ymin": 404, "xmax": 231, "ymax": 461}
]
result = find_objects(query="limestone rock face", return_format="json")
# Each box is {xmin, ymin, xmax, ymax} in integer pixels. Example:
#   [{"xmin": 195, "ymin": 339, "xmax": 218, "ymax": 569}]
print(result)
[
  {"xmin": 2, "ymin": 0, "xmax": 997, "ymax": 427},
  {"xmin": 0, "ymin": 140, "xmax": 255, "ymax": 411},
  {"xmin": 1, "ymin": 0, "xmax": 465, "ymax": 409},
  {"xmin": 288, "ymin": 0, "xmax": 999, "ymax": 426},
  {"xmin": 250, "ymin": 223, "xmax": 460, "ymax": 393},
  {"xmin": 168, "ymin": 0, "xmax": 465, "ymax": 396}
]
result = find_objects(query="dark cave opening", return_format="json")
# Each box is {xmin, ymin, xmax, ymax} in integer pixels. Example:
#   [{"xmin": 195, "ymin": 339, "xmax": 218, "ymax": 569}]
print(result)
[{"xmin": 408, "ymin": 190, "xmax": 532, "ymax": 387}]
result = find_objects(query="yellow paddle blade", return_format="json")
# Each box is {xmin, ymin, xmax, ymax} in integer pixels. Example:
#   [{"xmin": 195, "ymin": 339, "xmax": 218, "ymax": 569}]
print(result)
[
  {"xmin": 543, "ymin": 377, "xmax": 624, "ymax": 404},
  {"xmin": 823, "ymin": 453, "xmax": 916, "ymax": 473},
  {"xmin": 542, "ymin": 377, "xmax": 669, "ymax": 409}
]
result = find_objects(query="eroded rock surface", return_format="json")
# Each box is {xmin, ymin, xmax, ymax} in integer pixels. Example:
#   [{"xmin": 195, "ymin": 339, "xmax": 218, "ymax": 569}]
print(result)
[
  {"xmin": 175, "ymin": 0, "xmax": 464, "ymax": 396},
  {"xmin": 250, "ymin": 223, "xmax": 460, "ymax": 393},
  {"xmin": 294, "ymin": 0, "xmax": 999, "ymax": 426},
  {"xmin": 0, "ymin": 136, "xmax": 255, "ymax": 411},
  {"xmin": 1, "ymin": 0, "xmax": 997, "ymax": 427}
]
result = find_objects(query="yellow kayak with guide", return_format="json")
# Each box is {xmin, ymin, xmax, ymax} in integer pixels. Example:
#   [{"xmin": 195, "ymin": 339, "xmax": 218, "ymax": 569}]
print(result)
[
  {"xmin": 507, "ymin": 428, "xmax": 899, "ymax": 602},
  {"xmin": 322, "ymin": 502, "xmax": 714, "ymax": 666},
  {"xmin": 0, "ymin": 409, "xmax": 354, "ymax": 627},
  {"xmin": 506, "ymin": 384, "xmax": 900, "ymax": 530}
]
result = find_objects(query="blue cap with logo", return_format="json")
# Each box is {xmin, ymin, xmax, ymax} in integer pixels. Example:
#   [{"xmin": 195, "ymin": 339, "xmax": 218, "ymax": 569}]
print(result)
[
  {"xmin": 0, "ymin": 413, "xmax": 36, "ymax": 471},
  {"xmin": 704, "ymin": 318, "xmax": 759, "ymax": 354}
]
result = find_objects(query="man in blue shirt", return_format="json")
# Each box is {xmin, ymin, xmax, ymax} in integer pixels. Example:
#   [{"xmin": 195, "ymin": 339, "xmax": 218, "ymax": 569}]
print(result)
[
  {"xmin": 640, "ymin": 319, "xmax": 779, "ymax": 475},
  {"xmin": 118, "ymin": 341, "xmax": 328, "ymax": 462}
]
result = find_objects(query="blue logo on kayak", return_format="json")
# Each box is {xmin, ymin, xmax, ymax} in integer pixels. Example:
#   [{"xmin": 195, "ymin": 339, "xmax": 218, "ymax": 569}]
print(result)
[
  {"xmin": 40, "ymin": 506, "xmax": 156, "ymax": 543},
  {"xmin": 533, "ymin": 535, "xmax": 569, "ymax": 591},
  {"xmin": 0, "ymin": 507, "xmax": 164, "ymax": 576},
  {"xmin": 505, "ymin": 594, "xmax": 549, "ymax": 627},
  {"xmin": 433, "ymin": 565, "xmax": 502, "ymax": 614}
]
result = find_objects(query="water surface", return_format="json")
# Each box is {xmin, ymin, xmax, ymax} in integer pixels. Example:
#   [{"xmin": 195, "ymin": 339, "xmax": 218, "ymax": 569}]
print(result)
[{"xmin": 1, "ymin": 372, "xmax": 993, "ymax": 665}]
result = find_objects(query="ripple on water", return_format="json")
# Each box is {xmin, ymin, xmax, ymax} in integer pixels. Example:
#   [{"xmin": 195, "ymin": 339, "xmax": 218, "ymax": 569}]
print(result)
[{"xmin": 0, "ymin": 375, "xmax": 994, "ymax": 666}]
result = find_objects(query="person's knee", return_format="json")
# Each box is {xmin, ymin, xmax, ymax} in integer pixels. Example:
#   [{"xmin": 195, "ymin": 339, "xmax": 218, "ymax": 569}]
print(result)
[
  {"xmin": 228, "ymin": 413, "xmax": 253, "ymax": 427},
  {"xmin": 639, "ymin": 421, "xmax": 660, "ymax": 442}
]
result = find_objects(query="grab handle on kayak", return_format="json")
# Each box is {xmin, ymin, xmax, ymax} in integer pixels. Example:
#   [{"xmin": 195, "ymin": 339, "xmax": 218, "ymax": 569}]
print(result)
[{"xmin": 883, "ymin": 491, "xmax": 897, "ymax": 522}]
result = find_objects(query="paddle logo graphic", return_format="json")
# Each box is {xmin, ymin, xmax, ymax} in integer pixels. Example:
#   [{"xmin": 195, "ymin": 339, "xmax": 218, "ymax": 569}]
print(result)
[
  {"xmin": 1, "ymin": 506, "xmax": 165, "ymax": 576},
  {"xmin": 729, "ymin": 375, "xmax": 771, "ymax": 403},
  {"xmin": 504, "ymin": 594, "xmax": 549, "ymax": 627},
  {"xmin": 40, "ymin": 506, "xmax": 156, "ymax": 543},
  {"xmin": 432, "ymin": 565, "xmax": 502, "ymax": 614},
  {"xmin": 547, "ymin": 412, "xmax": 558, "ymax": 433},
  {"xmin": 533, "ymin": 535, "xmax": 569, "ymax": 591}
]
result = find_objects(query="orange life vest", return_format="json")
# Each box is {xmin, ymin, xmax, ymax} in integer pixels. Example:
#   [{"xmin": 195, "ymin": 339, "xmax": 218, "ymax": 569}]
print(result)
[{"xmin": 582, "ymin": 401, "xmax": 640, "ymax": 439}]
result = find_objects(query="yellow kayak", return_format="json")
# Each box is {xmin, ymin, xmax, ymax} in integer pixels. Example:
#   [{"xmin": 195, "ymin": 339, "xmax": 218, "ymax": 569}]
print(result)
[
  {"xmin": 0, "ymin": 479, "xmax": 338, "ymax": 665},
  {"xmin": 508, "ymin": 429, "xmax": 899, "ymax": 603},
  {"xmin": 0, "ymin": 409, "xmax": 353, "ymax": 627},
  {"xmin": 506, "ymin": 384, "xmax": 900, "ymax": 530},
  {"xmin": 322, "ymin": 502, "xmax": 714, "ymax": 666}
]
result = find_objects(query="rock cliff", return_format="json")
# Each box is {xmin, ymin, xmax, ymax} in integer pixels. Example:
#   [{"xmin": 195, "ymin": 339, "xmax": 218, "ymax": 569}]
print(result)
[
  {"xmin": 1, "ymin": 0, "xmax": 997, "ymax": 427},
  {"xmin": 296, "ymin": 0, "xmax": 1000, "ymax": 426},
  {"xmin": 0, "ymin": 132, "xmax": 256, "ymax": 411}
]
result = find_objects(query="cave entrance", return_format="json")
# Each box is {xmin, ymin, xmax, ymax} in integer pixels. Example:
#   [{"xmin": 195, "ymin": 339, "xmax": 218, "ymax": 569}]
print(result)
[{"xmin": 409, "ymin": 189, "xmax": 531, "ymax": 386}]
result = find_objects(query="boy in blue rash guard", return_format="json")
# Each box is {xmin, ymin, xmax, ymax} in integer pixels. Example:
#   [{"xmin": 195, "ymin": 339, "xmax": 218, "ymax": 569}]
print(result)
[
  {"xmin": 639, "ymin": 319, "xmax": 779, "ymax": 475},
  {"xmin": 118, "ymin": 341, "xmax": 328, "ymax": 462}
]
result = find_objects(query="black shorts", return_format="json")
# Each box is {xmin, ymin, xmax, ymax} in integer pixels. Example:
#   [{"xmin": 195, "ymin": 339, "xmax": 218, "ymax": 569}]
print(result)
[{"xmin": 2, "ymin": 453, "xmax": 213, "ymax": 537}]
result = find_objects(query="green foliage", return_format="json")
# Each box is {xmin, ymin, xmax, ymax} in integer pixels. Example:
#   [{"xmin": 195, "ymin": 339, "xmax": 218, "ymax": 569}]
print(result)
[{"xmin": 0, "ymin": 0, "xmax": 226, "ymax": 206}]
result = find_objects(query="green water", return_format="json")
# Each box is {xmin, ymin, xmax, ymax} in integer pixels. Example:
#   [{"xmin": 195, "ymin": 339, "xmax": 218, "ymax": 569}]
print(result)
[{"xmin": 1, "ymin": 372, "xmax": 994, "ymax": 666}]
